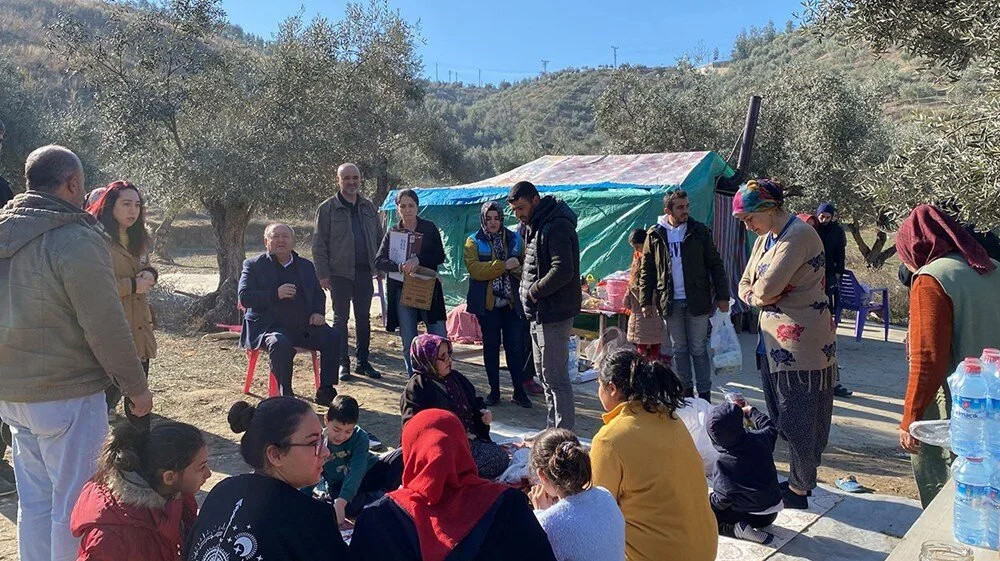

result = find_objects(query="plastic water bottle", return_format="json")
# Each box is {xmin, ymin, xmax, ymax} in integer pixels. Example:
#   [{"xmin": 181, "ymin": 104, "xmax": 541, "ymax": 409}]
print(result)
[
  {"xmin": 988, "ymin": 458, "xmax": 1000, "ymax": 550},
  {"xmin": 954, "ymin": 456, "xmax": 991, "ymax": 547},
  {"xmin": 981, "ymin": 349, "xmax": 1000, "ymax": 461},
  {"xmin": 949, "ymin": 358, "xmax": 989, "ymax": 458}
]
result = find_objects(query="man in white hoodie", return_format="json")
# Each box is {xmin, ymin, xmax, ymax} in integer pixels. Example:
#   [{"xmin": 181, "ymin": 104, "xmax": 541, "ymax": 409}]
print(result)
[{"xmin": 639, "ymin": 189, "xmax": 730, "ymax": 402}]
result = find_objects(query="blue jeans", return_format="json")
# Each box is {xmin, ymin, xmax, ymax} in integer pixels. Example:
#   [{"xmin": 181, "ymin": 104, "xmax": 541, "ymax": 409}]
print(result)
[
  {"xmin": 666, "ymin": 300, "xmax": 712, "ymax": 394},
  {"xmin": 477, "ymin": 305, "xmax": 527, "ymax": 399},
  {"xmin": 398, "ymin": 299, "xmax": 446, "ymax": 377},
  {"xmin": 0, "ymin": 392, "xmax": 109, "ymax": 561}
]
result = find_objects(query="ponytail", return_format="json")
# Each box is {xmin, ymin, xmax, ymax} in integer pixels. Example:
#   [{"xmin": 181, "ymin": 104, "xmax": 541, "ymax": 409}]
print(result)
[
  {"xmin": 94, "ymin": 422, "xmax": 205, "ymax": 490},
  {"xmin": 530, "ymin": 428, "xmax": 591, "ymax": 497},
  {"xmin": 600, "ymin": 349, "xmax": 686, "ymax": 416}
]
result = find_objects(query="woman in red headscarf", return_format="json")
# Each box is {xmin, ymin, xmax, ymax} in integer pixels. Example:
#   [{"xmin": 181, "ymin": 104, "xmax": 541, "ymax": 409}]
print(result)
[
  {"xmin": 895, "ymin": 204, "xmax": 1000, "ymax": 507},
  {"xmin": 350, "ymin": 409, "xmax": 556, "ymax": 561}
]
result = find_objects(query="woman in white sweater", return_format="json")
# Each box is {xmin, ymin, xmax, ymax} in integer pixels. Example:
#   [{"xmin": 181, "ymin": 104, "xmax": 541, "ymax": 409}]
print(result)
[{"xmin": 529, "ymin": 428, "xmax": 626, "ymax": 561}]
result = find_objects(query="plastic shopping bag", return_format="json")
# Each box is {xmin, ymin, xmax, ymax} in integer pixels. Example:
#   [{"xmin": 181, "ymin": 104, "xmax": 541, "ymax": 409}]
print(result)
[{"xmin": 710, "ymin": 303, "xmax": 742, "ymax": 376}]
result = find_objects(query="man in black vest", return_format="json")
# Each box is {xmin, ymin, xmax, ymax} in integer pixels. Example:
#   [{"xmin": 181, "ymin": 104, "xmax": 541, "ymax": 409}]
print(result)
[{"xmin": 239, "ymin": 223, "xmax": 342, "ymax": 405}]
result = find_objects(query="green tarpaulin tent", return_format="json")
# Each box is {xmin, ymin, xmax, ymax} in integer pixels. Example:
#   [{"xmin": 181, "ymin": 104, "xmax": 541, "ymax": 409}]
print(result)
[{"xmin": 383, "ymin": 152, "xmax": 735, "ymax": 306}]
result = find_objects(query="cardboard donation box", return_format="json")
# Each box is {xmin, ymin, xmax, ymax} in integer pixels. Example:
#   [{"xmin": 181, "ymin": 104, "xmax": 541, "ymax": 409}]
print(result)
[{"xmin": 401, "ymin": 266, "xmax": 437, "ymax": 310}]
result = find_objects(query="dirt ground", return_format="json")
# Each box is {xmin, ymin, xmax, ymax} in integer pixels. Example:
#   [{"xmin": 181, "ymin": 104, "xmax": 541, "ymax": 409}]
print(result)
[{"xmin": 0, "ymin": 248, "xmax": 918, "ymax": 558}]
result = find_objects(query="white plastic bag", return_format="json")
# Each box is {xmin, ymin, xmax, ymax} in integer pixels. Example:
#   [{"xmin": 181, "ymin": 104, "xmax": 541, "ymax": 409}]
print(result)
[
  {"xmin": 676, "ymin": 397, "xmax": 719, "ymax": 478},
  {"xmin": 710, "ymin": 304, "xmax": 742, "ymax": 376}
]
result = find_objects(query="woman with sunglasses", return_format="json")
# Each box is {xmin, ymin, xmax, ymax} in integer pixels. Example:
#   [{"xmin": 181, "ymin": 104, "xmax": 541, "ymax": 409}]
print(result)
[
  {"xmin": 400, "ymin": 334, "xmax": 510, "ymax": 479},
  {"xmin": 184, "ymin": 397, "xmax": 350, "ymax": 561}
]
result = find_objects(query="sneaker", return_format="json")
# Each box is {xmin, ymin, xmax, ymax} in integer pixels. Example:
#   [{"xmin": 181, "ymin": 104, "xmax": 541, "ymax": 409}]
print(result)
[
  {"xmin": 779, "ymin": 480, "xmax": 812, "ymax": 496},
  {"xmin": 367, "ymin": 432, "xmax": 384, "ymax": 451},
  {"xmin": 339, "ymin": 363, "xmax": 353, "ymax": 382},
  {"xmin": 781, "ymin": 487, "xmax": 809, "ymax": 510},
  {"xmin": 484, "ymin": 391, "xmax": 501, "ymax": 406},
  {"xmin": 511, "ymin": 394, "xmax": 533, "ymax": 408},
  {"xmin": 315, "ymin": 385, "xmax": 338, "ymax": 407},
  {"xmin": 720, "ymin": 521, "xmax": 774, "ymax": 545},
  {"xmin": 833, "ymin": 384, "xmax": 853, "ymax": 398},
  {"xmin": 355, "ymin": 361, "xmax": 383, "ymax": 379},
  {"xmin": 0, "ymin": 476, "xmax": 14, "ymax": 498},
  {"xmin": 698, "ymin": 391, "xmax": 711, "ymax": 403},
  {"xmin": 522, "ymin": 379, "xmax": 545, "ymax": 396}
]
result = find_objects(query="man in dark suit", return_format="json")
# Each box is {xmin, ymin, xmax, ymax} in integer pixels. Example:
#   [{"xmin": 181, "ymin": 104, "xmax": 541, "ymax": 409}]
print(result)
[{"xmin": 238, "ymin": 223, "xmax": 341, "ymax": 405}]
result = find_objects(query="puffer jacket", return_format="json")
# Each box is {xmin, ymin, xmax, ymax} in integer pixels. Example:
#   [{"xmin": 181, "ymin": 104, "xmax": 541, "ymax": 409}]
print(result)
[
  {"xmin": 71, "ymin": 471, "xmax": 198, "ymax": 561},
  {"xmin": 520, "ymin": 197, "xmax": 581, "ymax": 324},
  {"xmin": 0, "ymin": 192, "xmax": 147, "ymax": 403},
  {"xmin": 109, "ymin": 241, "xmax": 157, "ymax": 360},
  {"xmin": 463, "ymin": 227, "xmax": 524, "ymax": 316}
]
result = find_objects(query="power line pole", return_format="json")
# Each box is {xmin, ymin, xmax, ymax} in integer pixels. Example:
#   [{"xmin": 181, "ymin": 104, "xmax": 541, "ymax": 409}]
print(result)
[
  {"xmin": 435, "ymin": 63, "xmax": 439, "ymax": 82},
  {"xmin": 478, "ymin": 69, "xmax": 482, "ymax": 87},
  {"xmin": 456, "ymin": 71, "xmax": 460, "ymax": 84},
  {"xmin": 448, "ymin": 69, "xmax": 452, "ymax": 83},
  {"xmin": 612, "ymin": 46, "xmax": 618, "ymax": 68},
  {"xmin": 541, "ymin": 59, "xmax": 549, "ymax": 75}
]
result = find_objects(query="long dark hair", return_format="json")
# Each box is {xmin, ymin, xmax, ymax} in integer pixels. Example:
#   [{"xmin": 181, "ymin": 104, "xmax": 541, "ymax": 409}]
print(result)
[
  {"xmin": 600, "ymin": 349, "xmax": 686, "ymax": 416},
  {"xmin": 228, "ymin": 397, "xmax": 314, "ymax": 471},
  {"xmin": 94, "ymin": 422, "xmax": 205, "ymax": 491},
  {"xmin": 88, "ymin": 180, "xmax": 152, "ymax": 259}
]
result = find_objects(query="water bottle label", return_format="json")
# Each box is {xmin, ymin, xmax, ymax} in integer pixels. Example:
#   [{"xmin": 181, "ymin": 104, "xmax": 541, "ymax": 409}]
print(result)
[
  {"xmin": 991, "ymin": 486, "xmax": 1000, "ymax": 507},
  {"xmin": 990, "ymin": 398, "xmax": 1000, "ymax": 418},
  {"xmin": 954, "ymin": 397, "xmax": 988, "ymax": 419},
  {"xmin": 956, "ymin": 481, "xmax": 988, "ymax": 504}
]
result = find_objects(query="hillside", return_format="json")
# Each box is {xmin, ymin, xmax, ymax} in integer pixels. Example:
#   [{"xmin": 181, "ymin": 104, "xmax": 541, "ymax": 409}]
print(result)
[{"xmin": 0, "ymin": 0, "xmax": 988, "ymax": 187}]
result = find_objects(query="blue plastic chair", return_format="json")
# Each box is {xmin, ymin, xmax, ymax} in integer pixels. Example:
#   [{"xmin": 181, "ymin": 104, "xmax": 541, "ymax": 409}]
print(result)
[{"xmin": 834, "ymin": 270, "xmax": 890, "ymax": 342}]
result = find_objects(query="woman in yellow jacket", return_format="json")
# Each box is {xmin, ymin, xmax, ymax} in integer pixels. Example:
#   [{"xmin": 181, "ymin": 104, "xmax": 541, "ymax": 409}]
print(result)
[
  {"xmin": 463, "ymin": 202, "xmax": 532, "ymax": 408},
  {"xmin": 88, "ymin": 181, "xmax": 157, "ymax": 431},
  {"xmin": 591, "ymin": 349, "xmax": 718, "ymax": 561}
]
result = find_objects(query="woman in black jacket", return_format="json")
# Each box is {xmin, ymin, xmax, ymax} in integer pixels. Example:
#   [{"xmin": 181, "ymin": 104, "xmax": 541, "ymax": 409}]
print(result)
[
  {"xmin": 375, "ymin": 189, "xmax": 448, "ymax": 377},
  {"xmin": 400, "ymin": 334, "xmax": 509, "ymax": 479},
  {"xmin": 351, "ymin": 409, "xmax": 556, "ymax": 561}
]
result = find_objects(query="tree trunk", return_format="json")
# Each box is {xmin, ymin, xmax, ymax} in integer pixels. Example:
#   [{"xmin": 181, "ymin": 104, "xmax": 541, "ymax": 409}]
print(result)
[
  {"xmin": 373, "ymin": 154, "xmax": 391, "ymax": 208},
  {"xmin": 151, "ymin": 211, "xmax": 177, "ymax": 265},
  {"xmin": 188, "ymin": 200, "xmax": 251, "ymax": 330},
  {"xmin": 846, "ymin": 222, "xmax": 897, "ymax": 269}
]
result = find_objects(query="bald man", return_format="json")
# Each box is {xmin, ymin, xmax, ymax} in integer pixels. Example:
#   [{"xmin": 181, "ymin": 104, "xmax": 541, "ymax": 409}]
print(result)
[
  {"xmin": 0, "ymin": 145, "xmax": 152, "ymax": 561},
  {"xmin": 313, "ymin": 163, "xmax": 384, "ymax": 380},
  {"xmin": 239, "ymin": 223, "xmax": 342, "ymax": 404}
]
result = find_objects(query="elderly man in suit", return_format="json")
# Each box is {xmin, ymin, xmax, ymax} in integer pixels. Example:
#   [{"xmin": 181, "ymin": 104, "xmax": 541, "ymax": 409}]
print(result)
[{"xmin": 238, "ymin": 223, "xmax": 342, "ymax": 405}]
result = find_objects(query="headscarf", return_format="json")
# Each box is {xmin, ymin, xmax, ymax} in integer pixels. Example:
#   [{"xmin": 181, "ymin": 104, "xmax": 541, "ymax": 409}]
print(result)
[
  {"xmin": 479, "ymin": 201, "xmax": 514, "ymax": 303},
  {"xmin": 387, "ymin": 409, "xmax": 508, "ymax": 561},
  {"xmin": 895, "ymin": 204, "xmax": 996, "ymax": 274},
  {"xmin": 409, "ymin": 334, "xmax": 477, "ymax": 434},
  {"xmin": 732, "ymin": 179, "xmax": 784, "ymax": 215}
]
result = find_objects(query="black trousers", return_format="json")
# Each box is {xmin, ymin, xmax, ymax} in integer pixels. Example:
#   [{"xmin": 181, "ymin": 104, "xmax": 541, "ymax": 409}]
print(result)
[
  {"xmin": 477, "ymin": 305, "xmax": 527, "ymax": 399},
  {"xmin": 105, "ymin": 360, "xmax": 151, "ymax": 432},
  {"xmin": 264, "ymin": 324, "xmax": 343, "ymax": 394},
  {"xmin": 330, "ymin": 271, "xmax": 374, "ymax": 366},
  {"xmin": 712, "ymin": 502, "xmax": 778, "ymax": 529},
  {"xmin": 520, "ymin": 317, "xmax": 536, "ymax": 381}
]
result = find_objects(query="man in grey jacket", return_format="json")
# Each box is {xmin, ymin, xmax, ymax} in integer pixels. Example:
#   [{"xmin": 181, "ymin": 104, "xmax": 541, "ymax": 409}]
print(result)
[
  {"xmin": 0, "ymin": 145, "xmax": 152, "ymax": 561},
  {"xmin": 313, "ymin": 163, "xmax": 384, "ymax": 380}
]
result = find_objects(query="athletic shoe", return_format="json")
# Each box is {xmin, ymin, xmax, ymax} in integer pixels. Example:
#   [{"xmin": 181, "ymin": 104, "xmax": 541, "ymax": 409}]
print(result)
[
  {"xmin": 522, "ymin": 379, "xmax": 544, "ymax": 396},
  {"xmin": 484, "ymin": 391, "xmax": 501, "ymax": 406},
  {"xmin": 720, "ymin": 522, "xmax": 774, "ymax": 545},
  {"xmin": 511, "ymin": 394, "xmax": 533, "ymax": 408},
  {"xmin": 355, "ymin": 361, "xmax": 382, "ymax": 379},
  {"xmin": 339, "ymin": 363, "xmax": 353, "ymax": 382},
  {"xmin": 834, "ymin": 384, "xmax": 853, "ymax": 398},
  {"xmin": 367, "ymin": 432, "xmax": 384, "ymax": 451}
]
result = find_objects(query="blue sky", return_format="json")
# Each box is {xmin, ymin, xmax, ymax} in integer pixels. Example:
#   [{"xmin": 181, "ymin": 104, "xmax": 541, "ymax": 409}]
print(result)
[{"xmin": 220, "ymin": 0, "xmax": 805, "ymax": 84}]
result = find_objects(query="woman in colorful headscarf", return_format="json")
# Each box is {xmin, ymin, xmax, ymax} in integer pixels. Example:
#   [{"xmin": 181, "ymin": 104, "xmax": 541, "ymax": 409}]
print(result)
[
  {"xmin": 895, "ymin": 204, "xmax": 1000, "ymax": 507},
  {"xmin": 351, "ymin": 409, "xmax": 556, "ymax": 561},
  {"xmin": 400, "ymin": 334, "xmax": 510, "ymax": 479},
  {"xmin": 463, "ymin": 202, "xmax": 531, "ymax": 408},
  {"xmin": 732, "ymin": 179, "xmax": 837, "ymax": 510}
]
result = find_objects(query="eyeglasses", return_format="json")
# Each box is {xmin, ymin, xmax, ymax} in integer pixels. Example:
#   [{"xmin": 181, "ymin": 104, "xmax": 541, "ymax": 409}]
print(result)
[{"xmin": 288, "ymin": 428, "xmax": 328, "ymax": 457}]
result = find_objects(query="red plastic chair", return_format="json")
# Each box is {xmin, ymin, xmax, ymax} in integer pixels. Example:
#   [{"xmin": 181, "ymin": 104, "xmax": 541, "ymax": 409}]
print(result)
[
  {"xmin": 223, "ymin": 303, "xmax": 322, "ymax": 396},
  {"xmin": 243, "ymin": 347, "xmax": 320, "ymax": 397}
]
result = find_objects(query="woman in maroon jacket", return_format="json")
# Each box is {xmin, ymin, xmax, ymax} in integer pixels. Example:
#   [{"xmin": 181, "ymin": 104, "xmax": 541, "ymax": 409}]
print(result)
[{"xmin": 71, "ymin": 422, "xmax": 211, "ymax": 561}]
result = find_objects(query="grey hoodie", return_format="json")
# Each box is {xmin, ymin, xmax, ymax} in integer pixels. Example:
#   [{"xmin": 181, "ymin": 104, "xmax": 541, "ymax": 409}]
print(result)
[{"xmin": 0, "ymin": 191, "xmax": 148, "ymax": 402}]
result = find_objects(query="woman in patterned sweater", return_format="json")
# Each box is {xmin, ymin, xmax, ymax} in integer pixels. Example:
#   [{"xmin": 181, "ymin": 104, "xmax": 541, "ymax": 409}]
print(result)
[{"xmin": 733, "ymin": 179, "xmax": 838, "ymax": 510}]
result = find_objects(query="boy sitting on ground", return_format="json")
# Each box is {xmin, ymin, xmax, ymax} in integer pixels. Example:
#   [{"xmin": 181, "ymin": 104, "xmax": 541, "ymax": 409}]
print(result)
[
  {"xmin": 706, "ymin": 401, "xmax": 783, "ymax": 545},
  {"xmin": 311, "ymin": 395, "xmax": 402, "ymax": 524}
]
